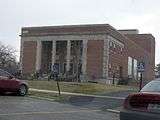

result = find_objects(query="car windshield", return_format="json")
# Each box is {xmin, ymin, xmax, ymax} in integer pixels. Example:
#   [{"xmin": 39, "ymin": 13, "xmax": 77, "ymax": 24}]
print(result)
[{"xmin": 141, "ymin": 80, "xmax": 160, "ymax": 92}]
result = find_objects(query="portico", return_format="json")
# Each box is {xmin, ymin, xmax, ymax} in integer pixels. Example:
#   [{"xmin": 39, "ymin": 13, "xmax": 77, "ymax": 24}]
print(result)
[{"xmin": 35, "ymin": 40, "xmax": 86, "ymax": 80}]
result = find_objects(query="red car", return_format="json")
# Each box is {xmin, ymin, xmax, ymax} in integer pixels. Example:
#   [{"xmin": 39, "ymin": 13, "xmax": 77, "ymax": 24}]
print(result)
[
  {"xmin": 120, "ymin": 79, "xmax": 160, "ymax": 120},
  {"xmin": 0, "ymin": 69, "xmax": 28, "ymax": 96}
]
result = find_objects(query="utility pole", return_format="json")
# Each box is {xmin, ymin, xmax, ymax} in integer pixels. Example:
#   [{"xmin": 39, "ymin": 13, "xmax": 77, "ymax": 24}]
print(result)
[
  {"xmin": 56, "ymin": 80, "xmax": 61, "ymax": 96},
  {"xmin": 52, "ymin": 64, "xmax": 61, "ymax": 96}
]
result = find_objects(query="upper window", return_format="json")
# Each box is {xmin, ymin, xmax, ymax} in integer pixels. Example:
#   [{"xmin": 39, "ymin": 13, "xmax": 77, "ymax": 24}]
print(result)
[
  {"xmin": 22, "ymin": 30, "xmax": 29, "ymax": 34},
  {"xmin": 113, "ymin": 43, "xmax": 116, "ymax": 48},
  {"xmin": 109, "ymin": 41, "xmax": 113, "ymax": 47},
  {"xmin": 120, "ymin": 47, "xmax": 123, "ymax": 52}
]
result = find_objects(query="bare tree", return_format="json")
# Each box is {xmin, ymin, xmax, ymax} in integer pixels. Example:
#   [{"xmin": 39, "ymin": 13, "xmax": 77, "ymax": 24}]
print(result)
[{"xmin": 0, "ymin": 42, "xmax": 18, "ymax": 74}]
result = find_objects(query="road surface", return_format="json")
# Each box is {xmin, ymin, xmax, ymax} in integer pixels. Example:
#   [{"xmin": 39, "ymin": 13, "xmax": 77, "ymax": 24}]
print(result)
[{"xmin": 0, "ymin": 96, "xmax": 119, "ymax": 120}]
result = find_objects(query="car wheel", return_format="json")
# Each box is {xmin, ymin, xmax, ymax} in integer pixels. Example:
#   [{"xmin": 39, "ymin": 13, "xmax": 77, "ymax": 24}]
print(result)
[{"xmin": 18, "ymin": 85, "xmax": 28, "ymax": 96}]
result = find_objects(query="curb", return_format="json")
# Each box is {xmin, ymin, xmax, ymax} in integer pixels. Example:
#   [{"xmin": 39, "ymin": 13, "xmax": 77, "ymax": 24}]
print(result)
[
  {"xmin": 28, "ymin": 95, "xmax": 56, "ymax": 102},
  {"xmin": 30, "ymin": 88, "xmax": 125, "ymax": 100},
  {"xmin": 106, "ymin": 109, "xmax": 120, "ymax": 114}
]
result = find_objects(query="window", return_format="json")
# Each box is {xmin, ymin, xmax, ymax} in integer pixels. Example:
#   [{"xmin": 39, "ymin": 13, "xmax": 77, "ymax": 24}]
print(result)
[
  {"xmin": 109, "ymin": 41, "xmax": 113, "ymax": 47},
  {"xmin": 128, "ymin": 57, "xmax": 132, "ymax": 77},
  {"xmin": 116, "ymin": 66, "xmax": 119, "ymax": 70},
  {"xmin": 128, "ymin": 58, "xmax": 138, "ymax": 79},
  {"xmin": 133, "ymin": 59, "xmax": 138, "ymax": 79},
  {"xmin": 120, "ymin": 47, "xmax": 123, "ymax": 51},
  {"xmin": 22, "ymin": 30, "xmax": 29, "ymax": 34},
  {"xmin": 113, "ymin": 43, "xmax": 116, "ymax": 48}
]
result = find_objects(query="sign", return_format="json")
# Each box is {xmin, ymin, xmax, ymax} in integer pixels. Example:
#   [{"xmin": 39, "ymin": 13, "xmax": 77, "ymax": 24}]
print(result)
[
  {"xmin": 137, "ymin": 62, "xmax": 145, "ymax": 72},
  {"xmin": 52, "ymin": 63, "xmax": 59, "ymax": 74}
]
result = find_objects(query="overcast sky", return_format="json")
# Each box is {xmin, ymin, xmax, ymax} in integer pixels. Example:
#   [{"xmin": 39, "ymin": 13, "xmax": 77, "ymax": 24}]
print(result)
[{"xmin": 0, "ymin": 0, "xmax": 160, "ymax": 64}]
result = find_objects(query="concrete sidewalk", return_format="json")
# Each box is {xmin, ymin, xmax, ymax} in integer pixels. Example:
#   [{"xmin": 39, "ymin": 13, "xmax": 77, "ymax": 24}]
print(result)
[{"xmin": 30, "ymin": 88, "xmax": 125, "ymax": 100}]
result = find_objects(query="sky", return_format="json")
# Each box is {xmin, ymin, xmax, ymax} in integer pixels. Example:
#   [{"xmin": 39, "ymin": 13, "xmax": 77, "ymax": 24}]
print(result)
[{"xmin": 0, "ymin": 0, "xmax": 160, "ymax": 64}]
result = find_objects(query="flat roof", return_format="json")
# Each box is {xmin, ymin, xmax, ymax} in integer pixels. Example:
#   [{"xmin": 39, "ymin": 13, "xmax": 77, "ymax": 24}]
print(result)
[{"xmin": 21, "ymin": 24, "xmax": 127, "ymax": 43}]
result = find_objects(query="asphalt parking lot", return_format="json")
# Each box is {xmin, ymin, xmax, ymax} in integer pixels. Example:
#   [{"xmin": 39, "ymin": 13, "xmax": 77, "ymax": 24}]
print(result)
[{"xmin": 0, "ymin": 96, "xmax": 119, "ymax": 120}]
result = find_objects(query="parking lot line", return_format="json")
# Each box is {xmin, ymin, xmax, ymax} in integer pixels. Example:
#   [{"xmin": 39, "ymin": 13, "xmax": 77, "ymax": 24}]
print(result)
[{"xmin": 0, "ymin": 109, "xmax": 101, "ymax": 116}]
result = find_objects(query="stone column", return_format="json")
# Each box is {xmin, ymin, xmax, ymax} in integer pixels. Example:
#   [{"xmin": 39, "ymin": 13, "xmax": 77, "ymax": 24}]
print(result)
[
  {"xmin": 51, "ymin": 40, "xmax": 56, "ymax": 71},
  {"xmin": 35, "ymin": 40, "xmax": 42, "ymax": 71},
  {"xmin": 66, "ymin": 40, "xmax": 71, "ymax": 72},
  {"xmin": 82, "ymin": 40, "xmax": 88, "ymax": 79}
]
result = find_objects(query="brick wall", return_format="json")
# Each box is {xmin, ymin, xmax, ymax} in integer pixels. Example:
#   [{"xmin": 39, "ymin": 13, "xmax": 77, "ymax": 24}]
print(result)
[
  {"xmin": 125, "ymin": 34, "xmax": 155, "ymax": 81},
  {"xmin": 86, "ymin": 40, "xmax": 104, "ymax": 80},
  {"xmin": 124, "ymin": 36, "xmax": 154, "ymax": 81},
  {"xmin": 108, "ymin": 42, "xmax": 124, "ymax": 79},
  {"xmin": 22, "ymin": 41, "xmax": 37, "ymax": 74},
  {"xmin": 108, "ymin": 34, "xmax": 155, "ymax": 83}
]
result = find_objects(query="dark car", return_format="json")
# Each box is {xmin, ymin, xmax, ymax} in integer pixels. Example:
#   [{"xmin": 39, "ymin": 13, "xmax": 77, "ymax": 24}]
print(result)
[
  {"xmin": 0, "ymin": 69, "xmax": 28, "ymax": 96},
  {"xmin": 120, "ymin": 79, "xmax": 160, "ymax": 120}
]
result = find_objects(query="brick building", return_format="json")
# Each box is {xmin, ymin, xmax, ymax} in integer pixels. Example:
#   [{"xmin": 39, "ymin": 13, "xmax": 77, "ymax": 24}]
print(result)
[{"xmin": 20, "ymin": 24, "xmax": 155, "ymax": 83}]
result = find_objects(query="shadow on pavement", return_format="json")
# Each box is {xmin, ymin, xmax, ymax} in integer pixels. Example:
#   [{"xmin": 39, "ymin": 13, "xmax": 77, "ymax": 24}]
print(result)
[
  {"xmin": 68, "ymin": 96, "xmax": 95, "ymax": 106},
  {"xmin": 67, "ymin": 95, "xmax": 123, "ymax": 110}
]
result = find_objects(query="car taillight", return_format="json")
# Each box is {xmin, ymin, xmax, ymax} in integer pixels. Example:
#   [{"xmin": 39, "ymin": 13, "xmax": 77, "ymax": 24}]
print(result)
[{"xmin": 123, "ymin": 93, "xmax": 160, "ymax": 112}]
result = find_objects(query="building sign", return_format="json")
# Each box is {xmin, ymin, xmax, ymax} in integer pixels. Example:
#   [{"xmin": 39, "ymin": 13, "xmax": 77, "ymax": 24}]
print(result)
[{"xmin": 137, "ymin": 62, "xmax": 145, "ymax": 72}]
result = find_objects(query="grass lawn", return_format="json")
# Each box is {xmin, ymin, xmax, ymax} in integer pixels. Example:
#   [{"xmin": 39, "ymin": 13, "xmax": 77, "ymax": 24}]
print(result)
[{"xmin": 27, "ymin": 80, "xmax": 138, "ymax": 95}]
